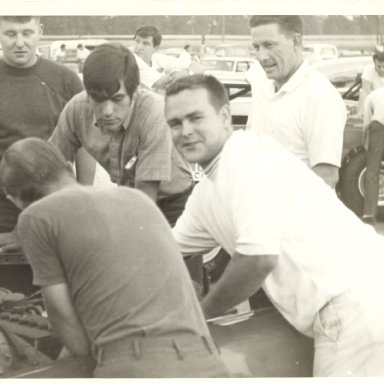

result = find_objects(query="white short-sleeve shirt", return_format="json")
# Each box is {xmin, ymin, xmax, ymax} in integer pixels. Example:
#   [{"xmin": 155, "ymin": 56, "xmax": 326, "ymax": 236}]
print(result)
[
  {"xmin": 173, "ymin": 130, "xmax": 384, "ymax": 337},
  {"xmin": 246, "ymin": 61, "xmax": 347, "ymax": 168},
  {"xmin": 362, "ymin": 64, "xmax": 384, "ymax": 91}
]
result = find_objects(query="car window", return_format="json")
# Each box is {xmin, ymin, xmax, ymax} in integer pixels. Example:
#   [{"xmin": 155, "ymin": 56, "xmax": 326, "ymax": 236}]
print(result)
[
  {"xmin": 202, "ymin": 60, "xmax": 234, "ymax": 71},
  {"xmin": 236, "ymin": 61, "xmax": 251, "ymax": 72},
  {"xmin": 320, "ymin": 47, "xmax": 337, "ymax": 57}
]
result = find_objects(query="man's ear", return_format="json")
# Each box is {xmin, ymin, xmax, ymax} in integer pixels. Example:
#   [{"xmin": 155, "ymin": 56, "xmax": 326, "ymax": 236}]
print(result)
[
  {"xmin": 293, "ymin": 33, "xmax": 302, "ymax": 49},
  {"xmin": 39, "ymin": 23, "xmax": 44, "ymax": 36},
  {"xmin": 220, "ymin": 103, "xmax": 232, "ymax": 127}
]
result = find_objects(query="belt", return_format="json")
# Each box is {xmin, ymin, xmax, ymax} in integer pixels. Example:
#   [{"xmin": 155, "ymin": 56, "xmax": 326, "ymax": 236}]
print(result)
[{"xmin": 94, "ymin": 334, "xmax": 220, "ymax": 364}]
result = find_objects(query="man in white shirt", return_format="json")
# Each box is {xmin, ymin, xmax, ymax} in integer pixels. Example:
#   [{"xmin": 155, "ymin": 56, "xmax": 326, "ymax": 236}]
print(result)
[
  {"xmin": 165, "ymin": 74, "xmax": 384, "ymax": 377},
  {"xmin": 359, "ymin": 49, "xmax": 384, "ymax": 114},
  {"xmin": 246, "ymin": 16, "xmax": 346, "ymax": 188},
  {"xmin": 132, "ymin": 25, "xmax": 202, "ymax": 81}
]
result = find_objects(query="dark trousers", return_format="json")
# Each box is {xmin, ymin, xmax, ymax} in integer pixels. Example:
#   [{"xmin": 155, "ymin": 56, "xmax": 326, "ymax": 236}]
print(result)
[
  {"xmin": 93, "ymin": 335, "xmax": 230, "ymax": 378},
  {"xmin": 363, "ymin": 120, "xmax": 384, "ymax": 217}
]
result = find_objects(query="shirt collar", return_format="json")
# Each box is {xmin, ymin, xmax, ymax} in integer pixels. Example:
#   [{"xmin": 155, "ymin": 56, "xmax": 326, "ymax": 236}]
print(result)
[
  {"xmin": 202, "ymin": 152, "xmax": 221, "ymax": 178},
  {"xmin": 277, "ymin": 60, "xmax": 309, "ymax": 94}
]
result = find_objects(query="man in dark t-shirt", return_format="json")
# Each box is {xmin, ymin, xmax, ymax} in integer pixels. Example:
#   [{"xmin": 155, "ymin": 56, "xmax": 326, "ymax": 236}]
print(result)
[{"xmin": 0, "ymin": 137, "xmax": 229, "ymax": 378}]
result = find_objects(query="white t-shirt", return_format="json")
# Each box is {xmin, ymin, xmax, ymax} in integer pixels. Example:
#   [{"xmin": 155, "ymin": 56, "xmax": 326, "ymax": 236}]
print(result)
[
  {"xmin": 173, "ymin": 130, "xmax": 384, "ymax": 337},
  {"xmin": 362, "ymin": 64, "xmax": 384, "ymax": 91},
  {"xmin": 131, "ymin": 52, "xmax": 162, "ymax": 88},
  {"xmin": 246, "ymin": 61, "xmax": 346, "ymax": 168}
]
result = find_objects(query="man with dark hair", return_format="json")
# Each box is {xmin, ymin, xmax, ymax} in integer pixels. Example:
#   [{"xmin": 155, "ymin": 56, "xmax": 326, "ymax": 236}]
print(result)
[
  {"xmin": 246, "ymin": 15, "xmax": 346, "ymax": 188},
  {"xmin": 0, "ymin": 16, "xmax": 83, "ymax": 274},
  {"xmin": 0, "ymin": 137, "xmax": 229, "ymax": 378},
  {"xmin": 133, "ymin": 24, "xmax": 200, "ymax": 78},
  {"xmin": 133, "ymin": 25, "xmax": 162, "ymax": 66},
  {"xmin": 49, "ymin": 43, "xmax": 194, "ymax": 227},
  {"xmin": 166, "ymin": 74, "xmax": 384, "ymax": 376},
  {"xmin": 360, "ymin": 49, "xmax": 384, "ymax": 109}
]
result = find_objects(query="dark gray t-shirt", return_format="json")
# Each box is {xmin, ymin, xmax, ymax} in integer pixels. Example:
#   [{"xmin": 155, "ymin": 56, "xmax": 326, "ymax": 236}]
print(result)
[{"xmin": 18, "ymin": 185, "xmax": 209, "ymax": 348}]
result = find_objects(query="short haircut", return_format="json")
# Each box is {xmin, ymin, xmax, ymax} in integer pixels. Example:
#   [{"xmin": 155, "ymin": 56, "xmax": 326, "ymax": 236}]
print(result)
[
  {"xmin": 373, "ymin": 51, "xmax": 384, "ymax": 62},
  {"xmin": 134, "ymin": 25, "xmax": 162, "ymax": 47},
  {"xmin": 83, "ymin": 42, "xmax": 140, "ymax": 101},
  {"xmin": 184, "ymin": 44, "xmax": 191, "ymax": 50},
  {"xmin": 249, "ymin": 15, "xmax": 303, "ymax": 36},
  {"xmin": 0, "ymin": 138, "xmax": 74, "ymax": 204},
  {"xmin": 0, "ymin": 16, "xmax": 41, "ymax": 24},
  {"xmin": 165, "ymin": 74, "xmax": 229, "ymax": 112}
]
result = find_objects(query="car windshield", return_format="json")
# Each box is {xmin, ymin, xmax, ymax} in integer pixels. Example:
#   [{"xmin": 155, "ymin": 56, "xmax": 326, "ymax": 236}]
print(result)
[{"xmin": 202, "ymin": 60, "xmax": 235, "ymax": 71}]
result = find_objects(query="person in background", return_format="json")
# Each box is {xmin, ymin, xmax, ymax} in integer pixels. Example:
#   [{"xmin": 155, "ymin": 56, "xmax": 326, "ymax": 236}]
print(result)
[
  {"xmin": 361, "ymin": 86, "xmax": 384, "ymax": 224},
  {"xmin": 0, "ymin": 16, "xmax": 83, "ymax": 282},
  {"xmin": 166, "ymin": 74, "xmax": 384, "ymax": 377},
  {"xmin": 359, "ymin": 49, "xmax": 384, "ymax": 115},
  {"xmin": 54, "ymin": 43, "xmax": 67, "ymax": 63},
  {"xmin": 133, "ymin": 25, "xmax": 203, "ymax": 80},
  {"xmin": 246, "ymin": 15, "xmax": 346, "ymax": 188},
  {"xmin": 76, "ymin": 43, "xmax": 90, "ymax": 73},
  {"xmin": 0, "ymin": 137, "xmax": 229, "ymax": 378},
  {"xmin": 178, "ymin": 44, "xmax": 192, "ymax": 69}
]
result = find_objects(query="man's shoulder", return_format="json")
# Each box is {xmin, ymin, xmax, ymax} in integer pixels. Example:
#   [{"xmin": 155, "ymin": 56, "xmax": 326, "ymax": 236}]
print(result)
[
  {"xmin": 135, "ymin": 87, "xmax": 165, "ymax": 114},
  {"xmin": 300, "ymin": 66, "xmax": 343, "ymax": 101},
  {"xmin": 37, "ymin": 57, "xmax": 79, "ymax": 79},
  {"xmin": 65, "ymin": 90, "xmax": 91, "ymax": 109}
]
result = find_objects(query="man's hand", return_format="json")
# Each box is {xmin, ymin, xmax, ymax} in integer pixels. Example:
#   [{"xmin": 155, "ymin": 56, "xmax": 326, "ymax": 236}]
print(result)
[{"xmin": 0, "ymin": 230, "xmax": 22, "ymax": 254}]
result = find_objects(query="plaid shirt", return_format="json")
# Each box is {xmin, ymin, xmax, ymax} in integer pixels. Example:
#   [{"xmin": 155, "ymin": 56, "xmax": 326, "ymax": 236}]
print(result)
[{"xmin": 49, "ymin": 87, "xmax": 192, "ymax": 200}]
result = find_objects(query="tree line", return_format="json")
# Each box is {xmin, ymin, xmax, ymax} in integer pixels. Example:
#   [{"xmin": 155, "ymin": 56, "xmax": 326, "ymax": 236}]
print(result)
[{"xmin": 40, "ymin": 16, "xmax": 384, "ymax": 36}]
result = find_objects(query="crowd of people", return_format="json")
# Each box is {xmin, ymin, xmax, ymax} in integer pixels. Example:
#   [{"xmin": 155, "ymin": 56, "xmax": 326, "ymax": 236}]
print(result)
[{"xmin": 1, "ymin": 15, "xmax": 384, "ymax": 378}]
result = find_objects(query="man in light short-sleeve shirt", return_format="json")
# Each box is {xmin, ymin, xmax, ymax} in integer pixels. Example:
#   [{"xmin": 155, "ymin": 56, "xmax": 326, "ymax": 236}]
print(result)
[{"xmin": 247, "ymin": 16, "xmax": 346, "ymax": 188}]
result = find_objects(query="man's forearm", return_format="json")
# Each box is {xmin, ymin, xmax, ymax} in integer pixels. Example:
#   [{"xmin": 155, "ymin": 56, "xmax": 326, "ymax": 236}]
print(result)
[
  {"xmin": 75, "ymin": 148, "xmax": 96, "ymax": 185},
  {"xmin": 43, "ymin": 285, "xmax": 90, "ymax": 357},
  {"xmin": 201, "ymin": 253, "xmax": 278, "ymax": 319}
]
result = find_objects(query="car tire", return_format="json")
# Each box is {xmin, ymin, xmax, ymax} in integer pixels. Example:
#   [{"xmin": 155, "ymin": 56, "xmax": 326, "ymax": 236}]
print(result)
[{"xmin": 338, "ymin": 145, "xmax": 384, "ymax": 219}]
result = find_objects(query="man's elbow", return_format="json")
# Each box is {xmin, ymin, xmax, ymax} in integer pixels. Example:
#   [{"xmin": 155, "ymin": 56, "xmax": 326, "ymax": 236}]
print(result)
[{"xmin": 312, "ymin": 163, "xmax": 339, "ymax": 189}]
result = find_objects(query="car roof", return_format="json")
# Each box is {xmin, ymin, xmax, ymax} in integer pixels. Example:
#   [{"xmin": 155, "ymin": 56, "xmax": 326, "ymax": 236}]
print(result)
[
  {"xmin": 312, "ymin": 56, "xmax": 371, "ymax": 79},
  {"xmin": 202, "ymin": 56, "xmax": 256, "ymax": 61}
]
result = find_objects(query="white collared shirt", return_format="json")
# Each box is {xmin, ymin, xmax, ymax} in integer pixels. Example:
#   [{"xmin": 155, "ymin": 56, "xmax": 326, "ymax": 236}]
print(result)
[{"xmin": 246, "ymin": 61, "xmax": 347, "ymax": 168}]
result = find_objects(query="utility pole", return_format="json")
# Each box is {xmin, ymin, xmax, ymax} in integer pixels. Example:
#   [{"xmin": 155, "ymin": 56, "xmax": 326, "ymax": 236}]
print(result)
[{"xmin": 221, "ymin": 16, "xmax": 226, "ymax": 43}]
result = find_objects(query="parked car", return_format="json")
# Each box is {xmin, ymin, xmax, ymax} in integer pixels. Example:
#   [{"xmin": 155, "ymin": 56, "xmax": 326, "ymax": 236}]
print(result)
[
  {"xmin": 303, "ymin": 43, "xmax": 339, "ymax": 60},
  {"xmin": 213, "ymin": 44, "xmax": 255, "ymax": 58},
  {"xmin": 201, "ymin": 56, "xmax": 257, "ymax": 75}
]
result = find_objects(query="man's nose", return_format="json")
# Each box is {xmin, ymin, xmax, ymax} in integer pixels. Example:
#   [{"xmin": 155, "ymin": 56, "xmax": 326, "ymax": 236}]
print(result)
[
  {"xmin": 101, "ymin": 101, "xmax": 114, "ymax": 116},
  {"xmin": 255, "ymin": 47, "xmax": 269, "ymax": 62},
  {"xmin": 181, "ymin": 120, "xmax": 194, "ymax": 136},
  {"xmin": 15, "ymin": 33, "xmax": 25, "ymax": 48}
]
